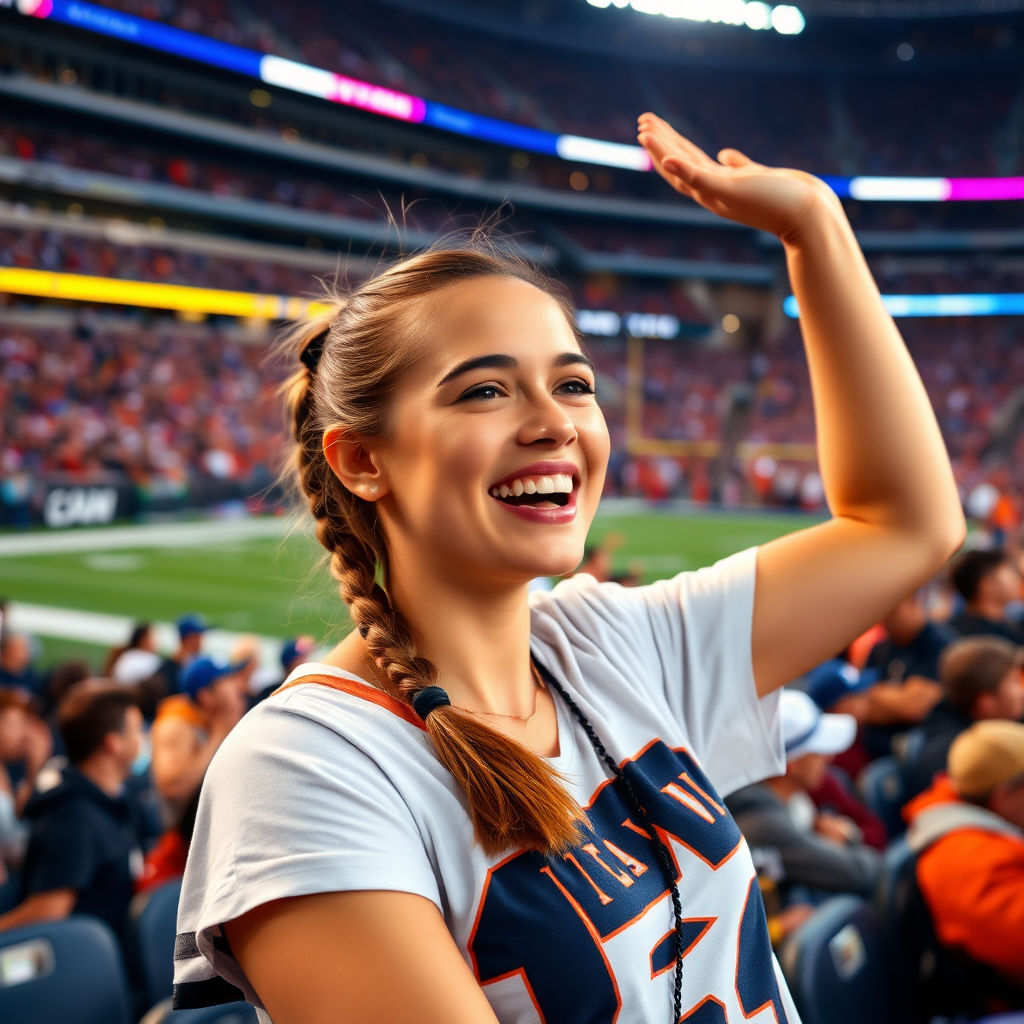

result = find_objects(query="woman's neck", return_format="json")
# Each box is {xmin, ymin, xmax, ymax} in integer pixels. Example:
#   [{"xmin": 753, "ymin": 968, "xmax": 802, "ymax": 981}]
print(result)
[{"xmin": 325, "ymin": 555, "xmax": 540, "ymax": 718}]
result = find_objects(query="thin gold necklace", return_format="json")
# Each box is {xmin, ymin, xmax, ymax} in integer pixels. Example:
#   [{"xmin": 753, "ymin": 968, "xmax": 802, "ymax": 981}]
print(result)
[
  {"xmin": 362, "ymin": 655, "xmax": 545, "ymax": 723},
  {"xmin": 458, "ymin": 663, "xmax": 546, "ymax": 723}
]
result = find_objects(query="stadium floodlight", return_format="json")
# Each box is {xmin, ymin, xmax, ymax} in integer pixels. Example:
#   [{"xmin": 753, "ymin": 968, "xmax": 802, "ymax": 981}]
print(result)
[
  {"xmin": 587, "ymin": 0, "xmax": 804, "ymax": 33},
  {"xmin": 785, "ymin": 293, "xmax": 1024, "ymax": 318}
]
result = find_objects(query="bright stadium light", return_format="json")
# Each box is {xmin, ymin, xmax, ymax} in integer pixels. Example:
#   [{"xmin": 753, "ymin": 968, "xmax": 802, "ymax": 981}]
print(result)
[
  {"xmin": 770, "ymin": 4, "xmax": 805, "ymax": 33},
  {"xmin": 587, "ymin": 0, "xmax": 804, "ymax": 33},
  {"xmin": 785, "ymin": 293, "xmax": 1024, "ymax": 319}
]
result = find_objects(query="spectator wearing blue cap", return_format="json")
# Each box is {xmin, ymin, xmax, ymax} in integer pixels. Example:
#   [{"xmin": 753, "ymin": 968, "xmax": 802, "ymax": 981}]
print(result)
[
  {"xmin": 151, "ymin": 654, "xmax": 248, "ymax": 820},
  {"xmin": 149, "ymin": 614, "xmax": 213, "ymax": 700}
]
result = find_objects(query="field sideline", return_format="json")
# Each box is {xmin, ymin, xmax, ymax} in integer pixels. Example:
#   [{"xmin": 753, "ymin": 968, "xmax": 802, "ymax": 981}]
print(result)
[{"xmin": 0, "ymin": 506, "xmax": 817, "ymax": 668}]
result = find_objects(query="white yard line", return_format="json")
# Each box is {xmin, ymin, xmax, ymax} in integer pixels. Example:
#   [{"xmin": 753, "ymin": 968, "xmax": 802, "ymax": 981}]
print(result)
[
  {"xmin": 5, "ymin": 601, "xmax": 285, "ymax": 670},
  {"xmin": 0, "ymin": 517, "xmax": 298, "ymax": 557}
]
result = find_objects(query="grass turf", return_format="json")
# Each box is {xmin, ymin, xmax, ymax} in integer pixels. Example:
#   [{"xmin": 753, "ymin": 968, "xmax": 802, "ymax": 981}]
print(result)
[{"xmin": 2, "ymin": 509, "xmax": 816, "ymax": 665}]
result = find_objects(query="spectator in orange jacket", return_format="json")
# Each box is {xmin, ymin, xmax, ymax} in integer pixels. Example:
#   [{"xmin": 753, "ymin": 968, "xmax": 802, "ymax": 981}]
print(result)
[{"xmin": 905, "ymin": 720, "xmax": 1024, "ymax": 1000}]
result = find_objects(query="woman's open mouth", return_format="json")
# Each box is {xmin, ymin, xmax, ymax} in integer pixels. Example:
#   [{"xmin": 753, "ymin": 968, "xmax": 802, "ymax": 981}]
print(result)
[
  {"xmin": 489, "ymin": 473, "xmax": 573, "ymax": 508},
  {"xmin": 487, "ymin": 467, "xmax": 579, "ymax": 524}
]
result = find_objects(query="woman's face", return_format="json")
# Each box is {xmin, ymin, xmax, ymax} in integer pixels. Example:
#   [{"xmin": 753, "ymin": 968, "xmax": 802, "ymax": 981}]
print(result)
[{"xmin": 371, "ymin": 276, "xmax": 610, "ymax": 586}]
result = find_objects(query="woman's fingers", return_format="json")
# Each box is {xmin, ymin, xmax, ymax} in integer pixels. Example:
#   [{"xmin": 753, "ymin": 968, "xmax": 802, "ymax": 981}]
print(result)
[{"xmin": 717, "ymin": 148, "xmax": 754, "ymax": 168}]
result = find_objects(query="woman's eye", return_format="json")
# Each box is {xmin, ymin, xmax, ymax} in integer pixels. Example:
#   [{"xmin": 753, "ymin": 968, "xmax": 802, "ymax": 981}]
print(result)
[
  {"xmin": 558, "ymin": 379, "xmax": 596, "ymax": 396},
  {"xmin": 457, "ymin": 384, "xmax": 505, "ymax": 402}
]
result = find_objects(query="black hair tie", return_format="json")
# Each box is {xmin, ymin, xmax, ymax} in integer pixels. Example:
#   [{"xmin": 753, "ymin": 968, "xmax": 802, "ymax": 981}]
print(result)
[
  {"xmin": 299, "ymin": 328, "xmax": 329, "ymax": 374},
  {"xmin": 412, "ymin": 686, "xmax": 451, "ymax": 720}
]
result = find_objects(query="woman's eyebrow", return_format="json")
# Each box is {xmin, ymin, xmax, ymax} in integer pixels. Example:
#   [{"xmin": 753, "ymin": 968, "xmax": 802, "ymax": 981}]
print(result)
[
  {"xmin": 555, "ymin": 352, "xmax": 596, "ymax": 372},
  {"xmin": 435, "ymin": 351, "xmax": 595, "ymax": 388},
  {"xmin": 436, "ymin": 354, "xmax": 517, "ymax": 387}
]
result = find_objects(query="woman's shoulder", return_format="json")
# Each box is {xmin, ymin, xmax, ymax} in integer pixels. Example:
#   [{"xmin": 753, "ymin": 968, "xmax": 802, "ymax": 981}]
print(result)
[
  {"xmin": 207, "ymin": 665, "xmax": 432, "ymax": 788},
  {"xmin": 528, "ymin": 547, "xmax": 758, "ymax": 639}
]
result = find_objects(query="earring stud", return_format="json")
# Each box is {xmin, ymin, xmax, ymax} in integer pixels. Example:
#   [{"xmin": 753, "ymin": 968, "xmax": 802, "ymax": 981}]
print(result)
[{"xmin": 369, "ymin": 484, "xmax": 378, "ymax": 493}]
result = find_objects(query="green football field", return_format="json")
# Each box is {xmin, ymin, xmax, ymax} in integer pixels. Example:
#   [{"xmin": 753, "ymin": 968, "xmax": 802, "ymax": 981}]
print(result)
[{"xmin": 1, "ymin": 508, "xmax": 817, "ymax": 668}]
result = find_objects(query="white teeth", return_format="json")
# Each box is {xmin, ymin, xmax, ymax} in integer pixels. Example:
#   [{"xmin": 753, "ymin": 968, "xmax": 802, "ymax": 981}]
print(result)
[{"xmin": 492, "ymin": 473, "xmax": 575, "ymax": 498}]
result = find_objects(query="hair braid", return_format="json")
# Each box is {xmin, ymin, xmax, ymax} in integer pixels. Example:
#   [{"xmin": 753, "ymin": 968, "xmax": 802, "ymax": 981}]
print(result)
[{"xmin": 279, "ymin": 245, "xmax": 587, "ymax": 857}]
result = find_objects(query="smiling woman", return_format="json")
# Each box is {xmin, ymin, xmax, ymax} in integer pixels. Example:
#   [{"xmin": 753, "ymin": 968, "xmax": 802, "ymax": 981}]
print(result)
[{"xmin": 174, "ymin": 115, "xmax": 964, "ymax": 1024}]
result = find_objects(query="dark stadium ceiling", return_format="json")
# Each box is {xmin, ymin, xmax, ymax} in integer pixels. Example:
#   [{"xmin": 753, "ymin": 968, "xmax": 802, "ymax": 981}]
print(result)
[
  {"xmin": 380, "ymin": 0, "xmax": 1024, "ymax": 19},
  {"xmin": 372, "ymin": 0, "xmax": 1024, "ymax": 63}
]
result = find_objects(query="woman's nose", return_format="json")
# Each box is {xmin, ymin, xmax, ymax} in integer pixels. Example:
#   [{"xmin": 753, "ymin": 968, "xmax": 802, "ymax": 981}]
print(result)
[{"xmin": 517, "ymin": 395, "xmax": 577, "ymax": 448}]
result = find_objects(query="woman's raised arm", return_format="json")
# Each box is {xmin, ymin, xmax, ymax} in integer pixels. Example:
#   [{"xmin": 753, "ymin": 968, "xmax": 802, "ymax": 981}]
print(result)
[
  {"xmin": 637, "ymin": 114, "xmax": 965, "ymax": 696},
  {"xmin": 225, "ymin": 890, "xmax": 501, "ymax": 1024}
]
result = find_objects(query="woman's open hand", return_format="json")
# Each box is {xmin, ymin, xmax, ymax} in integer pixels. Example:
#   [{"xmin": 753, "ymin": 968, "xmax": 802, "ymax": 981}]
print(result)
[{"xmin": 637, "ymin": 112, "xmax": 841, "ymax": 242}]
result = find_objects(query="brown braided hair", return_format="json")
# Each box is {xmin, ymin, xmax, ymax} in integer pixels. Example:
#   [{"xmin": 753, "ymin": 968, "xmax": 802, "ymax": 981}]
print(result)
[{"xmin": 280, "ymin": 244, "xmax": 587, "ymax": 857}]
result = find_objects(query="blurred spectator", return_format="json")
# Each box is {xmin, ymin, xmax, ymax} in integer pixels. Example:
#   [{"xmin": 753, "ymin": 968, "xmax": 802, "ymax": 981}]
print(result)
[
  {"xmin": 230, "ymin": 635, "xmax": 279, "ymax": 698},
  {"xmin": 43, "ymin": 661, "xmax": 91, "ymax": 720},
  {"xmin": 136, "ymin": 788, "xmax": 199, "ymax": 894},
  {"xmin": 0, "ymin": 632, "xmax": 42, "ymax": 699},
  {"xmin": 725, "ymin": 690, "xmax": 882, "ymax": 901},
  {"xmin": 858, "ymin": 592, "xmax": 954, "ymax": 756},
  {"xmin": 0, "ymin": 683, "xmax": 143, "ymax": 943},
  {"xmin": 280, "ymin": 636, "xmax": 317, "ymax": 678},
  {"xmin": 905, "ymin": 720, "xmax": 1024, "ymax": 1008},
  {"xmin": 906, "ymin": 636, "xmax": 1024, "ymax": 798},
  {"xmin": 151, "ymin": 654, "xmax": 248, "ymax": 818},
  {"xmin": 106, "ymin": 622, "xmax": 161, "ymax": 686},
  {"xmin": 151, "ymin": 614, "xmax": 211, "ymax": 698},
  {"xmin": 252, "ymin": 634, "xmax": 317, "ymax": 704},
  {"xmin": 949, "ymin": 549, "xmax": 1024, "ymax": 643},
  {"xmin": 0, "ymin": 691, "xmax": 33, "ymax": 879}
]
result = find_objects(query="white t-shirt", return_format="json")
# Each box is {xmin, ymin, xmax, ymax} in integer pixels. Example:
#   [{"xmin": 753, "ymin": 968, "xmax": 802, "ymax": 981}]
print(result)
[{"xmin": 174, "ymin": 548, "xmax": 800, "ymax": 1024}]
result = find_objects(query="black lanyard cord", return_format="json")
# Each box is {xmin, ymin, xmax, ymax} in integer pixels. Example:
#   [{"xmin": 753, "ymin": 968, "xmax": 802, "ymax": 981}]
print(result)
[{"xmin": 533, "ymin": 659, "xmax": 685, "ymax": 1024}]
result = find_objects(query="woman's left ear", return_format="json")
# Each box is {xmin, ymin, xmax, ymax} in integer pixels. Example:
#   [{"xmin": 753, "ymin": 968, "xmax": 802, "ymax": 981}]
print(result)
[{"xmin": 322, "ymin": 425, "xmax": 389, "ymax": 501}]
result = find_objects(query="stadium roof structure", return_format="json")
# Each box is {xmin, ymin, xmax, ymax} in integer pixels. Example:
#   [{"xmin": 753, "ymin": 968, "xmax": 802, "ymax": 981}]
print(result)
[{"xmin": 13, "ymin": 0, "xmax": 1024, "ymax": 196}]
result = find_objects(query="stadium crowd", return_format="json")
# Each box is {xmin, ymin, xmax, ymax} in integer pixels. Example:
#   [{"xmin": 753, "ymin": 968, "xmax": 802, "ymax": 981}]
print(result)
[
  {"xmin": 2, "ymin": 538, "xmax": 1024, "ymax": 1014},
  {"xmin": 0, "ymin": 320, "xmax": 283, "ymax": 506},
  {"xmin": 3, "ymin": 306, "xmax": 1024, "ymax": 526},
  {"xmin": 73, "ymin": 0, "xmax": 1024, "ymax": 178}
]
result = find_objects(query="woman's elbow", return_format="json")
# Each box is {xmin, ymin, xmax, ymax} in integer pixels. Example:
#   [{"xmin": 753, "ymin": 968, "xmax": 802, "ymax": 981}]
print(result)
[{"xmin": 925, "ymin": 504, "xmax": 967, "ymax": 570}]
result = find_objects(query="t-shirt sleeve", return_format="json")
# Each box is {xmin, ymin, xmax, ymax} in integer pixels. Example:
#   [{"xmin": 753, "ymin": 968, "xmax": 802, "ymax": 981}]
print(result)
[
  {"xmin": 538, "ymin": 547, "xmax": 784, "ymax": 797},
  {"xmin": 23, "ymin": 807, "xmax": 99, "ymax": 896},
  {"xmin": 175, "ymin": 699, "xmax": 440, "ymax": 1008}
]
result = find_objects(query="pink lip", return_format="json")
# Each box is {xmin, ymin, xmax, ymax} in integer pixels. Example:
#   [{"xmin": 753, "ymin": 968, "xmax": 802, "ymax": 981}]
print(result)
[
  {"xmin": 488, "ymin": 460, "xmax": 580, "ymax": 526},
  {"xmin": 489, "ymin": 460, "xmax": 580, "ymax": 491},
  {"xmin": 496, "ymin": 488, "xmax": 578, "ymax": 525}
]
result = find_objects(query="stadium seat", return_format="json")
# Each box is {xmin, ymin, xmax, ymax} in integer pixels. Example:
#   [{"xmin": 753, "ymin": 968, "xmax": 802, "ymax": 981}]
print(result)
[
  {"xmin": 140, "ymin": 996, "xmax": 258, "ymax": 1024},
  {"xmin": 857, "ymin": 757, "xmax": 906, "ymax": 838},
  {"xmin": 130, "ymin": 877, "xmax": 184, "ymax": 1008},
  {"xmin": 779, "ymin": 895, "xmax": 894, "ymax": 1024},
  {"xmin": 0, "ymin": 915, "xmax": 133, "ymax": 1024}
]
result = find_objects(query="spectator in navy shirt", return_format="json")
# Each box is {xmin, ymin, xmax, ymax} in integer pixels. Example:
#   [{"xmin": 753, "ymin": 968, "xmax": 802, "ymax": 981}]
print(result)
[
  {"xmin": 0, "ymin": 683, "xmax": 143, "ymax": 944},
  {"xmin": 948, "ymin": 548, "xmax": 1024, "ymax": 643},
  {"xmin": 858, "ymin": 591, "xmax": 955, "ymax": 755},
  {"xmin": 0, "ymin": 633, "xmax": 42, "ymax": 700}
]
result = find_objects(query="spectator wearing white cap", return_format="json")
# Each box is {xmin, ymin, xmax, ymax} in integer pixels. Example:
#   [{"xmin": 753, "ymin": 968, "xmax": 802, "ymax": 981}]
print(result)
[{"xmin": 725, "ymin": 690, "xmax": 882, "ymax": 900}]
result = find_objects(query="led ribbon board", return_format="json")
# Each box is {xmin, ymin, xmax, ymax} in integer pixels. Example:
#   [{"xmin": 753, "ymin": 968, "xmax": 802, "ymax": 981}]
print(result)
[
  {"xmin": 0, "ymin": 266, "xmax": 324, "ymax": 317},
  {"xmin": 785, "ymin": 293, "xmax": 1024, "ymax": 318},
  {"xmin": 14, "ymin": 0, "xmax": 1024, "ymax": 193}
]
